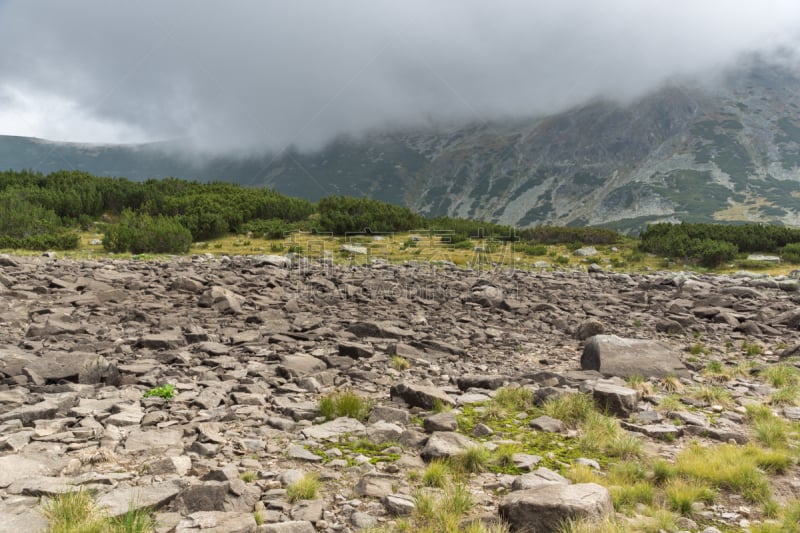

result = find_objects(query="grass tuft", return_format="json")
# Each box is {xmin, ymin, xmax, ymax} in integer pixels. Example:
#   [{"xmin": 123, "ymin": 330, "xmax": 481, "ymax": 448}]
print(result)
[
  {"xmin": 664, "ymin": 478, "xmax": 716, "ymax": 515},
  {"xmin": 391, "ymin": 356, "xmax": 411, "ymax": 371},
  {"xmin": 41, "ymin": 490, "xmax": 104, "ymax": 533},
  {"xmin": 422, "ymin": 460, "xmax": 450, "ymax": 488},
  {"xmin": 452, "ymin": 446, "xmax": 490, "ymax": 474},
  {"xmin": 542, "ymin": 393, "xmax": 596, "ymax": 428},
  {"xmin": 492, "ymin": 386, "xmax": 533, "ymax": 412},
  {"xmin": 286, "ymin": 472, "xmax": 320, "ymax": 502},
  {"xmin": 318, "ymin": 389, "xmax": 372, "ymax": 421},
  {"xmin": 763, "ymin": 364, "xmax": 800, "ymax": 388}
]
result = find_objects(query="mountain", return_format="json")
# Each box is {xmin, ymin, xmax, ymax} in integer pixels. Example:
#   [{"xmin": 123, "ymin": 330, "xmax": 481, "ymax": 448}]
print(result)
[{"xmin": 3, "ymin": 58, "xmax": 800, "ymax": 232}]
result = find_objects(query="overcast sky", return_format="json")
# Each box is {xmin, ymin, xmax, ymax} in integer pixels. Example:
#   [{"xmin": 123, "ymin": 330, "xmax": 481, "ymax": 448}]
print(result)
[{"xmin": 1, "ymin": 1, "xmax": 800, "ymax": 153}]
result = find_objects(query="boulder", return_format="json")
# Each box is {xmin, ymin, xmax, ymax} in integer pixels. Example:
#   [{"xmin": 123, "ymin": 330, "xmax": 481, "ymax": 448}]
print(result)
[
  {"xmin": 499, "ymin": 482, "xmax": 613, "ymax": 532},
  {"xmin": 390, "ymin": 382, "xmax": 455, "ymax": 410},
  {"xmin": 421, "ymin": 431, "xmax": 477, "ymax": 461},
  {"xmin": 591, "ymin": 381, "xmax": 639, "ymax": 417},
  {"xmin": 301, "ymin": 417, "xmax": 366, "ymax": 440},
  {"xmin": 581, "ymin": 335, "xmax": 689, "ymax": 379}
]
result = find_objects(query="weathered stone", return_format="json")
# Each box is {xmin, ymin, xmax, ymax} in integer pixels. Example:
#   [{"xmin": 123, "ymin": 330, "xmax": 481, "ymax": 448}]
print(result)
[
  {"xmin": 511, "ymin": 467, "xmax": 571, "ymax": 491},
  {"xmin": 499, "ymin": 483, "xmax": 613, "ymax": 532},
  {"xmin": 175, "ymin": 511, "xmax": 257, "ymax": 533},
  {"xmin": 286, "ymin": 444, "xmax": 323, "ymax": 462},
  {"xmin": 97, "ymin": 482, "xmax": 181, "ymax": 517},
  {"xmin": 383, "ymin": 493, "xmax": 415, "ymax": 515},
  {"xmin": 421, "ymin": 431, "xmax": 477, "ymax": 461},
  {"xmin": 591, "ymin": 381, "xmax": 639, "ymax": 417},
  {"xmin": 456, "ymin": 374, "xmax": 510, "ymax": 391},
  {"xmin": 346, "ymin": 321, "xmax": 415, "ymax": 338},
  {"xmin": 621, "ymin": 422, "xmax": 682, "ymax": 441},
  {"xmin": 581, "ymin": 335, "xmax": 689, "ymax": 379},
  {"xmin": 277, "ymin": 354, "xmax": 327, "ymax": 378},
  {"xmin": 390, "ymin": 382, "xmax": 455, "ymax": 409},
  {"xmin": 261, "ymin": 521, "xmax": 316, "ymax": 533},
  {"xmin": 353, "ymin": 475, "xmax": 395, "ymax": 498},
  {"xmin": 290, "ymin": 499, "xmax": 323, "ymax": 522},
  {"xmin": 573, "ymin": 318, "xmax": 604, "ymax": 340},
  {"xmin": 366, "ymin": 421, "xmax": 404, "ymax": 443},
  {"xmin": 124, "ymin": 428, "xmax": 183, "ymax": 454},
  {"xmin": 199, "ymin": 286, "xmax": 245, "ymax": 314},
  {"xmin": 368, "ymin": 406, "xmax": 411, "ymax": 425},
  {"xmin": 136, "ymin": 329, "xmax": 187, "ymax": 350},
  {"xmin": 301, "ymin": 417, "xmax": 366, "ymax": 440},
  {"xmin": 529, "ymin": 415, "xmax": 566, "ymax": 433},
  {"xmin": 423, "ymin": 411, "xmax": 458, "ymax": 433},
  {"xmin": 338, "ymin": 341, "xmax": 374, "ymax": 358}
]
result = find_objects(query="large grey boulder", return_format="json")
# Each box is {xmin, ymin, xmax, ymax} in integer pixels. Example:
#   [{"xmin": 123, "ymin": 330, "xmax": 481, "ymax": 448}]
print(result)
[
  {"xmin": 581, "ymin": 335, "xmax": 689, "ymax": 379},
  {"xmin": 499, "ymin": 482, "xmax": 613, "ymax": 532}
]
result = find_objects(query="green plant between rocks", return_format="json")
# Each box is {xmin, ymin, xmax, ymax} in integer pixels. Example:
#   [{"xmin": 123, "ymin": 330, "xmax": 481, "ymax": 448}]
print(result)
[
  {"xmin": 286, "ymin": 472, "xmax": 320, "ymax": 502},
  {"xmin": 317, "ymin": 389, "xmax": 373, "ymax": 421},
  {"xmin": 142, "ymin": 383, "xmax": 175, "ymax": 401}
]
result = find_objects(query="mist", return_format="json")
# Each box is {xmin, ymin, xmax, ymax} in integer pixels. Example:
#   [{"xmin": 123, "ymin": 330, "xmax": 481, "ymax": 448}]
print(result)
[{"xmin": 1, "ymin": 0, "xmax": 800, "ymax": 154}]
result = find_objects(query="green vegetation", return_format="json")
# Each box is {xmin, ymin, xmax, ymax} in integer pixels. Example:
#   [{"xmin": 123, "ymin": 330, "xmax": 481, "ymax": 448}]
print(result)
[
  {"xmin": 103, "ymin": 209, "xmax": 192, "ymax": 254},
  {"xmin": 452, "ymin": 446, "xmax": 491, "ymax": 474},
  {"xmin": 391, "ymin": 356, "xmax": 411, "ymax": 371},
  {"xmin": 640, "ymin": 221, "xmax": 800, "ymax": 267},
  {"xmin": 40, "ymin": 489, "xmax": 155, "ymax": 533},
  {"xmin": 286, "ymin": 472, "xmax": 320, "ymax": 502},
  {"xmin": 317, "ymin": 389, "xmax": 372, "ymax": 421},
  {"xmin": 422, "ymin": 460, "xmax": 451, "ymax": 488},
  {"xmin": 142, "ymin": 383, "xmax": 175, "ymax": 401}
]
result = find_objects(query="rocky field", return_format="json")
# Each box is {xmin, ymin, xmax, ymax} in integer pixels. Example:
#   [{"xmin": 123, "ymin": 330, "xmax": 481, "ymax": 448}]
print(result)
[{"xmin": 1, "ymin": 254, "xmax": 799, "ymax": 533}]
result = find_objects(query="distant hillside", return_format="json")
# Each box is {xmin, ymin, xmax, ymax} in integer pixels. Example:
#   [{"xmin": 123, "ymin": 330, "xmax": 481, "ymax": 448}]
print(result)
[{"xmin": 4, "ymin": 58, "xmax": 800, "ymax": 232}]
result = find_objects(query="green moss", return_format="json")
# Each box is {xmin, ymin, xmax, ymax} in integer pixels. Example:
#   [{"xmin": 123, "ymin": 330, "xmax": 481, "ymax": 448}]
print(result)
[{"xmin": 309, "ymin": 437, "xmax": 401, "ymax": 466}]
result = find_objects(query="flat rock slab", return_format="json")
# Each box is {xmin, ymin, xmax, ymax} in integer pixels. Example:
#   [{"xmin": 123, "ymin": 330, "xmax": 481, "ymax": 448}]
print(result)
[
  {"xmin": 529, "ymin": 415, "xmax": 566, "ymax": 433},
  {"xmin": 511, "ymin": 467, "xmax": 571, "ymax": 491},
  {"xmin": 301, "ymin": 417, "xmax": 366, "ymax": 440},
  {"xmin": 175, "ymin": 511, "xmax": 257, "ymax": 533},
  {"xmin": 621, "ymin": 422, "xmax": 683, "ymax": 441},
  {"xmin": 0, "ymin": 504, "xmax": 48, "ymax": 533},
  {"xmin": 390, "ymin": 382, "xmax": 455, "ymax": 410},
  {"xmin": 277, "ymin": 354, "xmax": 327, "ymax": 378},
  {"xmin": 456, "ymin": 374, "xmax": 510, "ymax": 391},
  {"xmin": 500, "ymin": 482, "xmax": 613, "ymax": 532},
  {"xmin": 136, "ymin": 329, "xmax": 187, "ymax": 350},
  {"xmin": 124, "ymin": 428, "xmax": 184, "ymax": 454},
  {"xmin": 0, "ymin": 455, "xmax": 54, "ymax": 488},
  {"xmin": 581, "ymin": 335, "xmax": 689, "ymax": 379},
  {"xmin": 591, "ymin": 381, "xmax": 639, "ymax": 417},
  {"xmin": 7, "ymin": 476, "xmax": 74, "ymax": 496},
  {"xmin": 286, "ymin": 444, "xmax": 323, "ymax": 462},
  {"xmin": 97, "ymin": 482, "xmax": 181, "ymax": 517},
  {"xmin": 346, "ymin": 321, "xmax": 415, "ymax": 339},
  {"xmin": 261, "ymin": 521, "xmax": 316, "ymax": 533},
  {"xmin": 421, "ymin": 431, "xmax": 477, "ymax": 461}
]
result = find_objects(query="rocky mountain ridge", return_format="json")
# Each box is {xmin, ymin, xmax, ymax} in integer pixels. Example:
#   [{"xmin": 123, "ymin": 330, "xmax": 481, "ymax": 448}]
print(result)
[{"xmin": 4, "ymin": 60, "xmax": 800, "ymax": 232}]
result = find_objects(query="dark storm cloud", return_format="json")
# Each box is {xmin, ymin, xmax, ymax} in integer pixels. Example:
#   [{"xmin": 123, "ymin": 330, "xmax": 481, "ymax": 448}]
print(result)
[{"xmin": 1, "ymin": 0, "xmax": 800, "ymax": 152}]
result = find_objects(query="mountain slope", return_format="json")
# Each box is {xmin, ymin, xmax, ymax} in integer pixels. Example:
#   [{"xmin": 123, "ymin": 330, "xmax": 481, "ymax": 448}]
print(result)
[{"xmin": 3, "ymin": 59, "xmax": 800, "ymax": 232}]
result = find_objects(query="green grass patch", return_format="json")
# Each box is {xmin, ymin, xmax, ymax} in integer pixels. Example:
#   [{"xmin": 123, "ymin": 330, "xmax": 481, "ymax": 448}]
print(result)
[
  {"xmin": 142, "ymin": 383, "xmax": 175, "ymax": 401},
  {"xmin": 318, "ymin": 389, "xmax": 373, "ymax": 421},
  {"xmin": 286, "ymin": 472, "xmax": 320, "ymax": 502},
  {"xmin": 675, "ymin": 443, "xmax": 775, "ymax": 505}
]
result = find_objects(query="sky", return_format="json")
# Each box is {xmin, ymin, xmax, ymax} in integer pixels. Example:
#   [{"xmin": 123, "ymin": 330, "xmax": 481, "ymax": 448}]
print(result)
[{"xmin": 1, "ymin": 1, "xmax": 800, "ymax": 154}]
